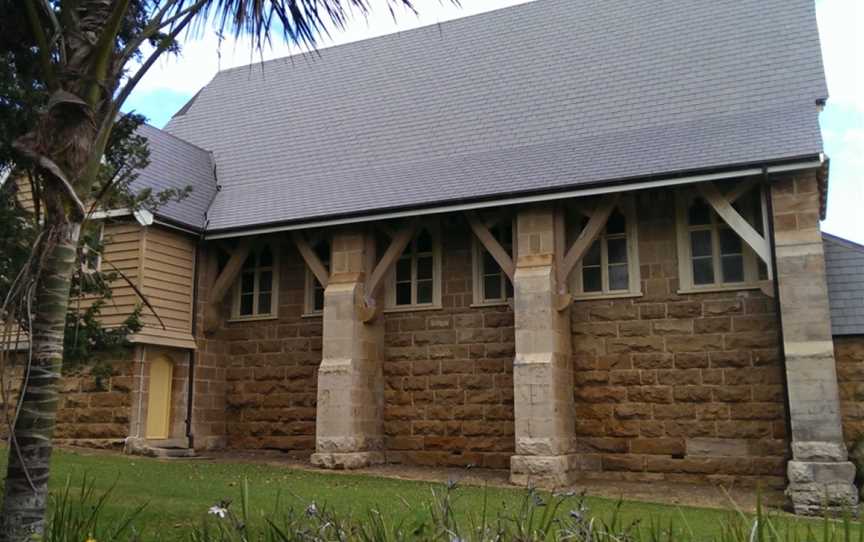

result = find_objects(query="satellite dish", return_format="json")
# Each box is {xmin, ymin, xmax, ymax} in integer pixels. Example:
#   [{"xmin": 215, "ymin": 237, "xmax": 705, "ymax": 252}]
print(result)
[{"xmin": 133, "ymin": 209, "xmax": 154, "ymax": 226}]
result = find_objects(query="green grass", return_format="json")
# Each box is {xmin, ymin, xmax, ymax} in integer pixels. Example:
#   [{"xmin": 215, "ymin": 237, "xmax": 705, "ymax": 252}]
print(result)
[{"xmin": 0, "ymin": 448, "xmax": 859, "ymax": 541}]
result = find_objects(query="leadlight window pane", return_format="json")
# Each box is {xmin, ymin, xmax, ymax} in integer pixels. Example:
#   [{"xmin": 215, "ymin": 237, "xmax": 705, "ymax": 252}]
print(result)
[
  {"xmin": 313, "ymin": 284, "xmax": 325, "ymax": 312},
  {"xmin": 483, "ymin": 251, "xmax": 499, "ymax": 273},
  {"xmin": 583, "ymin": 267, "xmax": 602, "ymax": 292},
  {"xmin": 689, "ymin": 198, "xmax": 712, "ymax": 226},
  {"xmin": 609, "ymin": 264, "xmax": 629, "ymax": 291},
  {"xmin": 690, "ymin": 230, "xmax": 712, "ymax": 258},
  {"xmin": 758, "ymin": 260, "xmax": 769, "ymax": 281},
  {"xmin": 240, "ymin": 294, "xmax": 254, "ymax": 316},
  {"xmin": 584, "ymin": 241, "xmax": 601, "ymax": 266},
  {"xmin": 417, "ymin": 281, "xmax": 433, "ymax": 304},
  {"xmin": 416, "ymin": 230, "xmax": 433, "ymax": 253},
  {"xmin": 259, "ymin": 246, "xmax": 273, "ymax": 267},
  {"xmin": 258, "ymin": 293, "xmax": 272, "ymax": 313},
  {"xmin": 417, "ymin": 256, "xmax": 434, "ymax": 281},
  {"xmin": 259, "ymin": 270, "xmax": 273, "ymax": 292},
  {"xmin": 241, "ymin": 272, "xmax": 255, "ymax": 294},
  {"xmin": 314, "ymin": 242, "xmax": 330, "ymax": 262},
  {"xmin": 693, "ymin": 258, "xmax": 714, "ymax": 285},
  {"xmin": 396, "ymin": 258, "xmax": 411, "ymax": 281},
  {"xmin": 396, "ymin": 282, "xmax": 411, "ymax": 305},
  {"xmin": 606, "ymin": 209, "xmax": 626, "ymax": 234},
  {"xmin": 607, "ymin": 238, "xmax": 628, "ymax": 264},
  {"xmin": 484, "ymin": 275, "xmax": 502, "ymax": 301},
  {"xmin": 721, "ymin": 255, "xmax": 744, "ymax": 283},
  {"xmin": 719, "ymin": 228, "xmax": 742, "ymax": 255}
]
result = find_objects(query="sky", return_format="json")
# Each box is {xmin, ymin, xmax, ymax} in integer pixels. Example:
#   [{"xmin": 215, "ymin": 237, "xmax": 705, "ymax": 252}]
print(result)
[{"xmin": 124, "ymin": 0, "xmax": 864, "ymax": 244}]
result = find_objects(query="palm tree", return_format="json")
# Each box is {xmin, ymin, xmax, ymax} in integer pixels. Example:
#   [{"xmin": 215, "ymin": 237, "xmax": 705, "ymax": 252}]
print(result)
[{"xmin": 0, "ymin": 1, "xmax": 432, "ymax": 539}]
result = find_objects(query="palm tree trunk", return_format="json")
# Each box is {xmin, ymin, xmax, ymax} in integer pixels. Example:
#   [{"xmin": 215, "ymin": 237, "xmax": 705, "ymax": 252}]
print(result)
[{"xmin": 1, "ymin": 222, "xmax": 81, "ymax": 542}]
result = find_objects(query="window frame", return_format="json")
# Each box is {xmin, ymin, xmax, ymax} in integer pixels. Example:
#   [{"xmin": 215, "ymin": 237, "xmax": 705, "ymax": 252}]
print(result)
[
  {"xmin": 471, "ymin": 217, "xmax": 516, "ymax": 306},
  {"xmin": 303, "ymin": 238, "xmax": 331, "ymax": 316},
  {"xmin": 230, "ymin": 243, "xmax": 279, "ymax": 321},
  {"xmin": 569, "ymin": 197, "xmax": 642, "ymax": 300},
  {"xmin": 385, "ymin": 221, "xmax": 443, "ymax": 311},
  {"xmin": 675, "ymin": 185, "xmax": 770, "ymax": 294}
]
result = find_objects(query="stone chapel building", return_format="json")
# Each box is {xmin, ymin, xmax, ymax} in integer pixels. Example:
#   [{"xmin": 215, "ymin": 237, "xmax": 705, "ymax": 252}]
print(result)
[{"xmin": 7, "ymin": 0, "xmax": 864, "ymax": 515}]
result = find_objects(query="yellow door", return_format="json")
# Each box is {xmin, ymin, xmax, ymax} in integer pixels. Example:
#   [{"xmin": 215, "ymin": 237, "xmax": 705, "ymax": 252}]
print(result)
[{"xmin": 145, "ymin": 356, "xmax": 173, "ymax": 439}]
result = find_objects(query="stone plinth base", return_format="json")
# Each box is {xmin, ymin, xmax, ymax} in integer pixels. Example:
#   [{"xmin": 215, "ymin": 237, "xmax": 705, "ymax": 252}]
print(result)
[
  {"xmin": 510, "ymin": 454, "xmax": 581, "ymax": 488},
  {"xmin": 311, "ymin": 451, "xmax": 385, "ymax": 470},
  {"xmin": 786, "ymin": 460, "xmax": 859, "ymax": 515}
]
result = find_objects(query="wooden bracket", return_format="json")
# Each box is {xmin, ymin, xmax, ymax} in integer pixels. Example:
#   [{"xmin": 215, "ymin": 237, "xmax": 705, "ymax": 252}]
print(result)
[
  {"xmin": 558, "ymin": 193, "xmax": 619, "ymax": 284},
  {"xmin": 697, "ymin": 182, "xmax": 771, "ymax": 267},
  {"xmin": 366, "ymin": 219, "xmax": 419, "ymax": 301},
  {"xmin": 292, "ymin": 231, "xmax": 330, "ymax": 288},
  {"xmin": 204, "ymin": 240, "xmax": 251, "ymax": 332},
  {"xmin": 465, "ymin": 211, "xmax": 515, "ymax": 281},
  {"xmin": 358, "ymin": 300, "xmax": 379, "ymax": 323},
  {"xmin": 555, "ymin": 292, "xmax": 573, "ymax": 312},
  {"xmin": 722, "ymin": 178, "xmax": 759, "ymax": 205}
]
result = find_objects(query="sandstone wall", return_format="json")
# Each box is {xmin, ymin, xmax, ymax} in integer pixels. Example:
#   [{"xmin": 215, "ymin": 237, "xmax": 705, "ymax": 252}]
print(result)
[
  {"xmin": 571, "ymin": 190, "xmax": 789, "ymax": 487},
  {"xmin": 383, "ymin": 219, "xmax": 515, "ymax": 469},
  {"xmin": 213, "ymin": 241, "xmax": 322, "ymax": 453},
  {"xmin": 200, "ymin": 185, "xmax": 801, "ymax": 484},
  {"xmin": 1, "ymin": 351, "xmax": 136, "ymax": 449},
  {"xmin": 836, "ymin": 335, "xmax": 864, "ymax": 445}
]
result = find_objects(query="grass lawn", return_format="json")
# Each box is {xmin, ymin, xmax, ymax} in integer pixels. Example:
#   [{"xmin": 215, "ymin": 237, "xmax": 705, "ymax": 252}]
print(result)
[{"xmin": 0, "ymin": 448, "xmax": 858, "ymax": 541}]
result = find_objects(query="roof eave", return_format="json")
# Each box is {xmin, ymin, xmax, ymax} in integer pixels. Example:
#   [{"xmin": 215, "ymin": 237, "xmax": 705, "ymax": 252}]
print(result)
[{"xmin": 203, "ymin": 154, "xmax": 824, "ymax": 241}]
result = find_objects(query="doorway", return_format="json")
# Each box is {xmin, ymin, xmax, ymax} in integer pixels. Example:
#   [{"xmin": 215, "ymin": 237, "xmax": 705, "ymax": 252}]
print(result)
[{"xmin": 145, "ymin": 355, "xmax": 173, "ymax": 439}]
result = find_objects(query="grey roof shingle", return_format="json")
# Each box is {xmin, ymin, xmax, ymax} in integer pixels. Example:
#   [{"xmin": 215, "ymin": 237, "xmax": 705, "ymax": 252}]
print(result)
[
  {"xmin": 825, "ymin": 233, "xmax": 864, "ymax": 336},
  {"xmin": 132, "ymin": 124, "xmax": 217, "ymax": 230},
  {"xmin": 156, "ymin": 0, "xmax": 826, "ymax": 233}
]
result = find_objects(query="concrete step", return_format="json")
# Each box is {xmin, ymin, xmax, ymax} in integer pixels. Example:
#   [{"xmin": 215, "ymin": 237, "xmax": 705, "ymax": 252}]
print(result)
[
  {"xmin": 147, "ymin": 446, "xmax": 197, "ymax": 459},
  {"xmin": 124, "ymin": 438, "xmax": 197, "ymax": 459}
]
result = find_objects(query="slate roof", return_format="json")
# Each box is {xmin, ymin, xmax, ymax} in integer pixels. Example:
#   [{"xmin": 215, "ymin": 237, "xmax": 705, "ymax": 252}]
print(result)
[
  {"xmin": 824, "ymin": 233, "xmax": 864, "ymax": 336},
  {"xmin": 132, "ymin": 123, "xmax": 217, "ymax": 230},
  {"xmin": 148, "ymin": 0, "xmax": 826, "ymax": 233}
]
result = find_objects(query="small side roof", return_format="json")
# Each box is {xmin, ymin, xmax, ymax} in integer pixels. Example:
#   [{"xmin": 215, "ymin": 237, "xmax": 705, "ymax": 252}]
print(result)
[
  {"xmin": 131, "ymin": 123, "xmax": 217, "ymax": 230},
  {"xmin": 824, "ymin": 233, "xmax": 864, "ymax": 336}
]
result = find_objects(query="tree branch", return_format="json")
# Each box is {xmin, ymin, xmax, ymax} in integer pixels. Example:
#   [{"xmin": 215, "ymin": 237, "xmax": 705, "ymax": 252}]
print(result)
[
  {"xmin": 12, "ymin": 143, "xmax": 86, "ymax": 219},
  {"xmin": 23, "ymin": 0, "xmax": 58, "ymax": 89},
  {"xmin": 118, "ymin": 0, "xmax": 209, "ymax": 68},
  {"xmin": 86, "ymin": 0, "xmax": 133, "ymax": 107}
]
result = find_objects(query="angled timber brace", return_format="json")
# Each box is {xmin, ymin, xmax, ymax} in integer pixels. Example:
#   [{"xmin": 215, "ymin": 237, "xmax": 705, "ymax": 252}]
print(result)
[
  {"xmin": 697, "ymin": 181, "xmax": 773, "ymax": 278},
  {"xmin": 360, "ymin": 219, "xmax": 419, "ymax": 322},
  {"xmin": 203, "ymin": 240, "xmax": 251, "ymax": 332}
]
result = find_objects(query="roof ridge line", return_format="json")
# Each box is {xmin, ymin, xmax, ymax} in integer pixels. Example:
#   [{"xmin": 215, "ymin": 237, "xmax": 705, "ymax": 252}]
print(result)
[{"xmin": 211, "ymin": 0, "xmax": 538, "ymax": 77}]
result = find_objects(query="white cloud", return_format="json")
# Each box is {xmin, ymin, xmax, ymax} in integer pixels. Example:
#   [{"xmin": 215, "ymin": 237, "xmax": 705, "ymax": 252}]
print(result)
[
  {"xmin": 816, "ymin": 0, "xmax": 864, "ymax": 111},
  {"xmin": 131, "ymin": 0, "xmax": 534, "ymax": 96}
]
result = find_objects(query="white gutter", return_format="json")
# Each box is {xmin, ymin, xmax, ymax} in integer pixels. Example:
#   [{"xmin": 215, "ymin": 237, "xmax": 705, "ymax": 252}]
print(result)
[{"xmin": 205, "ymin": 158, "xmax": 824, "ymax": 241}]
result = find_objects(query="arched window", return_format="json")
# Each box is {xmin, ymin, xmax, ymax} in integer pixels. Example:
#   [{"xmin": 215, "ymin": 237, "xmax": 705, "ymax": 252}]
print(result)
[
  {"xmin": 232, "ymin": 244, "xmax": 278, "ymax": 319},
  {"xmin": 387, "ymin": 224, "xmax": 441, "ymax": 309},
  {"xmin": 676, "ymin": 184, "xmax": 769, "ymax": 292},
  {"xmin": 569, "ymin": 197, "xmax": 641, "ymax": 298},
  {"xmin": 304, "ymin": 238, "xmax": 330, "ymax": 314},
  {"xmin": 472, "ymin": 218, "xmax": 514, "ymax": 304}
]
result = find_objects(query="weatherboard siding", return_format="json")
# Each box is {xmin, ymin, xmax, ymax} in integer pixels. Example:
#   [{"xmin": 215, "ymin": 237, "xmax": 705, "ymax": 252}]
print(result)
[{"xmin": 140, "ymin": 225, "xmax": 196, "ymax": 334}]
